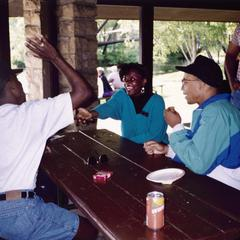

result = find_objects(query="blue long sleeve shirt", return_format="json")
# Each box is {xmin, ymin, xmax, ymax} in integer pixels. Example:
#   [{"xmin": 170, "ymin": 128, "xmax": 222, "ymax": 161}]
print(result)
[
  {"xmin": 171, "ymin": 94, "xmax": 240, "ymax": 175},
  {"xmin": 94, "ymin": 89, "xmax": 168, "ymax": 144}
]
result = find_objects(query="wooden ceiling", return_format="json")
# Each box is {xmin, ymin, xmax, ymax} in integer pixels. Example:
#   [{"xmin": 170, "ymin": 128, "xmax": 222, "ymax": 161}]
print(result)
[
  {"xmin": 97, "ymin": 6, "xmax": 240, "ymax": 22},
  {"xmin": 97, "ymin": 0, "xmax": 240, "ymax": 10},
  {"xmin": 9, "ymin": 0, "xmax": 240, "ymax": 22},
  {"xmin": 96, "ymin": 0, "xmax": 240, "ymax": 22}
]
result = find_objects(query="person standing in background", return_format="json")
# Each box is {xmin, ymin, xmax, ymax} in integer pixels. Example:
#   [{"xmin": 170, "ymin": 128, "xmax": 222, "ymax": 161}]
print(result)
[
  {"xmin": 108, "ymin": 65, "xmax": 124, "ymax": 91},
  {"xmin": 225, "ymin": 23, "xmax": 240, "ymax": 108},
  {"xmin": 97, "ymin": 67, "xmax": 113, "ymax": 98}
]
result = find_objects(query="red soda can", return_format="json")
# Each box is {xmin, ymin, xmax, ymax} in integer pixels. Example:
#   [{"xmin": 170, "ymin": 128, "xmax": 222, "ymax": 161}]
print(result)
[
  {"xmin": 146, "ymin": 191, "xmax": 164, "ymax": 230},
  {"xmin": 93, "ymin": 171, "xmax": 113, "ymax": 183},
  {"xmin": 93, "ymin": 173, "xmax": 107, "ymax": 182}
]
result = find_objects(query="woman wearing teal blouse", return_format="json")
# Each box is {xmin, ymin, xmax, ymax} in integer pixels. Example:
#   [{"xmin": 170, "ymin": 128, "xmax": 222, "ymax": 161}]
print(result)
[{"xmin": 77, "ymin": 63, "xmax": 168, "ymax": 144}]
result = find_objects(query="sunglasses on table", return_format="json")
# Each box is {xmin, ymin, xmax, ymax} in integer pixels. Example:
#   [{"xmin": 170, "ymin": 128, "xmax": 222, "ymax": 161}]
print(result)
[{"xmin": 85, "ymin": 152, "xmax": 109, "ymax": 165}]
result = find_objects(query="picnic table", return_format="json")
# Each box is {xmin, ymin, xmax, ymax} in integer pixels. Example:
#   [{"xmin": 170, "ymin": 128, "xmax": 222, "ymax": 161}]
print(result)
[{"xmin": 41, "ymin": 129, "xmax": 240, "ymax": 240}]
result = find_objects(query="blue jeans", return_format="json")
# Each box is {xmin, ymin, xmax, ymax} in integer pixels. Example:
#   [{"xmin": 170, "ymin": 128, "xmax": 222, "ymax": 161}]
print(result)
[{"xmin": 0, "ymin": 196, "xmax": 79, "ymax": 240}]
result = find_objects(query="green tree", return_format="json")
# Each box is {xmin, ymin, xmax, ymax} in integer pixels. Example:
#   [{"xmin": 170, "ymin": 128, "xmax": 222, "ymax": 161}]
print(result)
[
  {"xmin": 9, "ymin": 17, "xmax": 25, "ymax": 69},
  {"xmin": 97, "ymin": 20, "xmax": 139, "ymax": 66},
  {"xmin": 153, "ymin": 21, "xmax": 237, "ymax": 64}
]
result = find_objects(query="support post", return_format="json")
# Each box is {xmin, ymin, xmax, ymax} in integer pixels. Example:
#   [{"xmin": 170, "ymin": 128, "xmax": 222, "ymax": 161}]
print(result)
[{"xmin": 139, "ymin": 4, "xmax": 154, "ymax": 93}]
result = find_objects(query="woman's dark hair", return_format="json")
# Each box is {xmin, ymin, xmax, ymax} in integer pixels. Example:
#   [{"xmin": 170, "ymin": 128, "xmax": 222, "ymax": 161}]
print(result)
[{"xmin": 118, "ymin": 63, "xmax": 148, "ymax": 81}]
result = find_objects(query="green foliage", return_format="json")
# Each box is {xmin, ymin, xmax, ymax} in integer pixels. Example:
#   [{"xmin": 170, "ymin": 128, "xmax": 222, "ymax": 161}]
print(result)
[
  {"xmin": 153, "ymin": 21, "xmax": 238, "ymax": 65},
  {"xmin": 97, "ymin": 20, "xmax": 139, "ymax": 67},
  {"xmin": 154, "ymin": 51, "xmax": 184, "ymax": 74},
  {"xmin": 9, "ymin": 17, "xmax": 25, "ymax": 69},
  {"xmin": 97, "ymin": 41, "xmax": 138, "ymax": 66},
  {"xmin": 97, "ymin": 20, "xmax": 237, "ymax": 71},
  {"xmin": 13, "ymin": 60, "xmax": 25, "ymax": 68}
]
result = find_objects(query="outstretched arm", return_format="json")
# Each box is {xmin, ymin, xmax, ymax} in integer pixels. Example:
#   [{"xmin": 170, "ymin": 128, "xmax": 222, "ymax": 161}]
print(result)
[
  {"xmin": 25, "ymin": 35, "xmax": 93, "ymax": 109},
  {"xmin": 76, "ymin": 108, "xmax": 99, "ymax": 125}
]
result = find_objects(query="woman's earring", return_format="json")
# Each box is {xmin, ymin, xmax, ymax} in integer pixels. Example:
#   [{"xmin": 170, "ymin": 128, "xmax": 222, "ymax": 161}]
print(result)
[{"xmin": 141, "ymin": 87, "xmax": 145, "ymax": 94}]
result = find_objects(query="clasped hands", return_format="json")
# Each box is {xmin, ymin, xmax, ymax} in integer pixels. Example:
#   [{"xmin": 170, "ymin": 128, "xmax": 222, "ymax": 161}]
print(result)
[
  {"xmin": 75, "ymin": 108, "xmax": 97, "ymax": 125},
  {"xmin": 144, "ymin": 107, "xmax": 181, "ymax": 155}
]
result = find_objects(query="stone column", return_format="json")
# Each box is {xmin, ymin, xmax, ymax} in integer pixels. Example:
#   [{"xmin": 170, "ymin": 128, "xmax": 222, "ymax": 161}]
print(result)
[
  {"xmin": 57, "ymin": 0, "xmax": 98, "ymax": 130},
  {"xmin": 57, "ymin": 0, "xmax": 98, "ymax": 94},
  {"xmin": 23, "ymin": 0, "xmax": 43, "ymax": 100},
  {"xmin": 23, "ymin": 0, "xmax": 98, "ymax": 130}
]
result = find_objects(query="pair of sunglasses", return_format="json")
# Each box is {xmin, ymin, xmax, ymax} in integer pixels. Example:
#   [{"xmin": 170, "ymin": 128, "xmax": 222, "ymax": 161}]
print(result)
[{"xmin": 85, "ymin": 153, "xmax": 108, "ymax": 165}]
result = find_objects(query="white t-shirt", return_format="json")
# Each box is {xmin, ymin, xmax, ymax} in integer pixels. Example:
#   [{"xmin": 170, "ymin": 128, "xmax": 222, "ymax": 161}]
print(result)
[{"xmin": 0, "ymin": 93, "xmax": 74, "ymax": 192}]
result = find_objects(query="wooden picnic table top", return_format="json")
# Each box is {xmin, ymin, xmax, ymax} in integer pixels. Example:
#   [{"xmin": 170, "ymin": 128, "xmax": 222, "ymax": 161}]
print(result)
[{"xmin": 41, "ymin": 129, "xmax": 240, "ymax": 240}]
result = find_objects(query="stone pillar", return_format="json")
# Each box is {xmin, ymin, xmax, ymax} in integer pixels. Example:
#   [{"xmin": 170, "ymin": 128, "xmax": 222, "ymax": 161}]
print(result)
[
  {"xmin": 57, "ymin": 0, "xmax": 98, "ymax": 95},
  {"xmin": 57, "ymin": 0, "xmax": 98, "ymax": 131},
  {"xmin": 23, "ymin": 0, "xmax": 43, "ymax": 100},
  {"xmin": 23, "ymin": 0, "xmax": 98, "ymax": 130}
]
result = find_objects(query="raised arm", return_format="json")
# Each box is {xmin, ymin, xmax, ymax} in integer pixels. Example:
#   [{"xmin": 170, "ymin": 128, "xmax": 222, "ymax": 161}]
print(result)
[
  {"xmin": 25, "ymin": 35, "xmax": 93, "ymax": 109},
  {"xmin": 224, "ymin": 41, "xmax": 240, "ymax": 91}
]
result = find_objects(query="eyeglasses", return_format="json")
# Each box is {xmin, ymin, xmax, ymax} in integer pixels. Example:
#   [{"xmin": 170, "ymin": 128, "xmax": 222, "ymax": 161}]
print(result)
[{"xmin": 85, "ymin": 152, "xmax": 109, "ymax": 165}]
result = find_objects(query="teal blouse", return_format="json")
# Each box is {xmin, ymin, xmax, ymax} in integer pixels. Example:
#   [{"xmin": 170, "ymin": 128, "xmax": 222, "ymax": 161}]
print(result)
[{"xmin": 95, "ymin": 89, "xmax": 168, "ymax": 144}]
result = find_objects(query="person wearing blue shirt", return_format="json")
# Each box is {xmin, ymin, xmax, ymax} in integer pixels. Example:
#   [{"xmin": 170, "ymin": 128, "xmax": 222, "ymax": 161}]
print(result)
[
  {"xmin": 144, "ymin": 55, "xmax": 240, "ymax": 190},
  {"xmin": 77, "ymin": 63, "xmax": 168, "ymax": 144}
]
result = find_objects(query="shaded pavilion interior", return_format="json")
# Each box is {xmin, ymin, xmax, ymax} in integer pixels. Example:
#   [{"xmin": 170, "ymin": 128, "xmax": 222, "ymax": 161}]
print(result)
[
  {"xmin": 0, "ymin": 0, "xmax": 240, "ymax": 229},
  {"xmin": 0, "ymin": 0, "xmax": 240, "ymax": 98}
]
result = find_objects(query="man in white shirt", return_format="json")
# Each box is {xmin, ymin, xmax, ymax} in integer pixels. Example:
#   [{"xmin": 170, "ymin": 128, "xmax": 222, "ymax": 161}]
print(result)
[{"xmin": 0, "ymin": 36, "xmax": 98, "ymax": 239}]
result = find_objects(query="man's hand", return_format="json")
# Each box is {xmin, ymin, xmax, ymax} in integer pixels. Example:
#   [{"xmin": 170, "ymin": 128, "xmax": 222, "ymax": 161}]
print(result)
[
  {"xmin": 143, "ymin": 141, "xmax": 168, "ymax": 155},
  {"xmin": 76, "ymin": 108, "xmax": 97, "ymax": 125},
  {"xmin": 25, "ymin": 35, "xmax": 59, "ymax": 62},
  {"xmin": 164, "ymin": 107, "xmax": 181, "ymax": 128},
  {"xmin": 25, "ymin": 34, "xmax": 93, "ymax": 110}
]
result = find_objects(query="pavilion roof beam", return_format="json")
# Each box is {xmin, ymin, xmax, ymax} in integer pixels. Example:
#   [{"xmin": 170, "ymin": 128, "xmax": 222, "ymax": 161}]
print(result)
[{"xmin": 97, "ymin": 0, "xmax": 240, "ymax": 11}]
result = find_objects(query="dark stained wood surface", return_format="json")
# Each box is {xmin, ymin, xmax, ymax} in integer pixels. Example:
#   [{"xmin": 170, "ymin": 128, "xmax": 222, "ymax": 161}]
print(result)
[{"xmin": 41, "ymin": 129, "xmax": 240, "ymax": 240}]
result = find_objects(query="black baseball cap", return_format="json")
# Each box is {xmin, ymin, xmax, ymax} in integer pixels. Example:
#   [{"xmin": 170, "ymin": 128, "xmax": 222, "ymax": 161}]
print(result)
[{"xmin": 176, "ymin": 55, "xmax": 225, "ymax": 89}]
